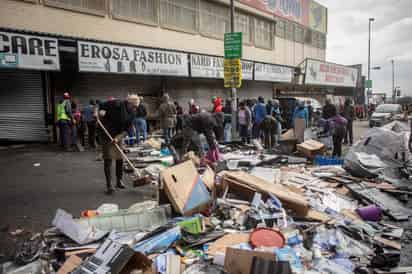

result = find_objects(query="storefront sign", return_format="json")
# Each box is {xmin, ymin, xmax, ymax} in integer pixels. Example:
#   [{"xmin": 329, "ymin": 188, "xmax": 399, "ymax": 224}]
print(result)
[
  {"xmin": 309, "ymin": 0, "xmax": 327, "ymax": 33},
  {"xmin": 254, "ymin": 63, "xmax": 293, "ymax": 83},
  {"xmin": 190, "ymin": 54, "xmax": 253, "ymax": 80},
  {"xmin": 238, "ymin": 0, "xmax": 309, "ymax": 27},
  {"xmin": 304, "ymin": 59, "xmax": 359, "ymax": 87},
  {"xmin": 78, "ymin": 41, "xmax": 189, "ymax": 76},
  {"xmin": 0, "ymin": 31, "xmax": 60, "ymax": 70}
]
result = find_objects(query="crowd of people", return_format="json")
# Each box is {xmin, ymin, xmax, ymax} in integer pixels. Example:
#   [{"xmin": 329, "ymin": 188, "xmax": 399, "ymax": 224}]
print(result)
[{"xmin": 56, "ymin": 92, "xmax": 358, "ymax": 194}]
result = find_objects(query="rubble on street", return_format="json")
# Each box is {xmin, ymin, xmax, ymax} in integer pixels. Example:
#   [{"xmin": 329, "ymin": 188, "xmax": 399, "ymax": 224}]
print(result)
[{"xmin": 2, "ymin": 122, "xmax": 412, "ymax": 274}]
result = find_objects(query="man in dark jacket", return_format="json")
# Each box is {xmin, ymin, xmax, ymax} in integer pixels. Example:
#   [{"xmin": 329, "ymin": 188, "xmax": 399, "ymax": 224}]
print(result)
[
  {"xmin": 322, "ymin": 99, "xmax": 336, "ymax": 120},
  {"xmin": 342, "ymin": 98, "xmax": 355, "ymax": 145},
  {"xmin": 175, "ymin": 112, "xmax": 224, "ymax": 160},
  {"xmin": 260, "ymin": 115, "xmax": 279, "ymax": 149},
  {"xmin": 98, "ymin": 95, "xmax": 138, "ymax": 194},
  {"xmin": 134, "ymin": 99, "xmax": 148, "ymax": 144}
]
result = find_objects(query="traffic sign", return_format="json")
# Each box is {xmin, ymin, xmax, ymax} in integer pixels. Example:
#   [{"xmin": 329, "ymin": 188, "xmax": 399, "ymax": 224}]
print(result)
[
  {"xmin": 365, "ymin": 79, "xmax": 373, "ymax": 89},
  {"xmin": 224, "ymin": 32, "xmax": 242, "ymax": 59},
  {"xmin": 224, "ymin": 59, "xmax": 242, "ymax": 88}
]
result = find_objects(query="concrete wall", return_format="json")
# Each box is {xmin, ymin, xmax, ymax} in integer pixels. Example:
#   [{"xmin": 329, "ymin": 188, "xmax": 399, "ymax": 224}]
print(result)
[{"xmin": 0, "ymin": 0, "xmax": 325, "ymax": 66}]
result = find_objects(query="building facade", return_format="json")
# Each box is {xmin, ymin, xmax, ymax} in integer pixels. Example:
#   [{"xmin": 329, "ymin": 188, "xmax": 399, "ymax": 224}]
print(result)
[{"xmin": 0, "ymin": 0, "xmax": 328, "ymax": 141}]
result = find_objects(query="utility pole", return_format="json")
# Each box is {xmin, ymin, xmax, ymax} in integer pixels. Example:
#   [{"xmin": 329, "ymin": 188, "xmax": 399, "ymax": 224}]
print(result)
[
  {"xmin": 391, "ymin": 59, "xmax": 395, "ymax": 101},
  {"xmin": 367, "ymin": 18, "xmax": 374, "ymax": 106},
  {"xmin": 230, "ymin": 0, "xmax": 237, "ymax": 139}
]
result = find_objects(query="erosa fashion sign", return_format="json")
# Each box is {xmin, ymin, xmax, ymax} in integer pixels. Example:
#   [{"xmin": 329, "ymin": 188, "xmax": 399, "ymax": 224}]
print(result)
[
  {"xmin": 0, "ymin": 31, "xmax": 60, "ymax": 70},
  {"xmin": 305, "ymin": 59, "xmax": 359, "ymax": 88},
  {"xmin": 78, "ymin": 41, "xmax": 189, "ymax": 77}
]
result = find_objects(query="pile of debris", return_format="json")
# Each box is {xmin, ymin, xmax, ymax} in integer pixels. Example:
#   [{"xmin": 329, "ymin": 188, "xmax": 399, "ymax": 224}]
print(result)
[{"xmin": 3, "ymin": 124, "xmax": 412, "ymax": 274}]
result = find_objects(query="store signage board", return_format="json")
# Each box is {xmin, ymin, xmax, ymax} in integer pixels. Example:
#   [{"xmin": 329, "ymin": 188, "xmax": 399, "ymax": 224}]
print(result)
[
  {"xmin": 0, "ymin": 31, "xmax": 60, "ymax": 70},
  {"xmin": 224, "ymin": 32, "xmax": 242, "ymax": 59},
  {"xmin": 190, "ymin": 54, "xmax": 252, "ymax": 80},
  {"xmin": 224, "ymin": 59, "xmax": 242, "ymax": 88},
  {"xmin": 78, "ymin": 41, "xmax": 189, "ymax": 76},
  {"xmin": 305, "ymin": 59, "xmax": 358, "ymax": 87},
  {"xmin": 254, "ymin": 63, "xmax": 293, "ymax": 82}
]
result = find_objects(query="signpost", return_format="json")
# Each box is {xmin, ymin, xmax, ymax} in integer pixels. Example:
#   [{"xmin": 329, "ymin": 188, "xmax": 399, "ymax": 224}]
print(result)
[
  {"xmin": 365, "ymin": 79, "xmax": 373, "ymax": 89},
  {"xmin": 224, "ymin": 59, "xmax": 242, "ymax": 88}
]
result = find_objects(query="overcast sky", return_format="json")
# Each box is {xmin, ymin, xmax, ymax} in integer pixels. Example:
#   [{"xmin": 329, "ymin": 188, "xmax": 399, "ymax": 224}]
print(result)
[{"xmin": 316, "ymin": 0, "xmax": 412, "ymax": 96}]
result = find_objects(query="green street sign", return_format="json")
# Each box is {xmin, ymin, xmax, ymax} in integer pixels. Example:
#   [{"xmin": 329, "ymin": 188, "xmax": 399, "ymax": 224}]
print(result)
[
  {"xmin": 365, "ymin": 79, "xmax": 373, "ymax": 89},
  {"xmin": 224, "ymin": 32, "xmax": 242, "ymax": 59}
]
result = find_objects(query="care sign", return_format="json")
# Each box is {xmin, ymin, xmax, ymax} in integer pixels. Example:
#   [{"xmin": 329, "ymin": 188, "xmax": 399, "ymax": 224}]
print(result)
[
  {"xmin": 254, "ymin": 63, "xmax": 293, "ymax": 83},
  {"xmin": 190, "ymin": 54, "xmax": 252, "ymax": 80},
  {"xmin": 78, "ymin": 41, "xmax": 189, "ymax": 76},
  {"xmin": 0, "ymin": 31, "xmax": 60, "ymax": 70},
  {"xmin": 305, "ymin": 59, "xmax": 358, "ymax": 87}
]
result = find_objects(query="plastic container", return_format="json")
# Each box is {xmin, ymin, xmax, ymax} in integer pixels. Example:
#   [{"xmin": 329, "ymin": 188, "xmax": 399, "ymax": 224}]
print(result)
[
  {"xmin": 250, "ymin": 228, "xmax": 285, "ymax": 248},
  {"xmin": 356, "ymin": 205, "xmax": 383, "ymax": 222},
  {"xmin": 314, "ymin": 155, "xmax": 344, "ymax": 166}
]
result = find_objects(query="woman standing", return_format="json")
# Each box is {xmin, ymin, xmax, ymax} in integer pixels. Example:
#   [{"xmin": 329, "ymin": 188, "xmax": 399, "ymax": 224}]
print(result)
[
  {"xmin": 238, "ymin": 101, "xmax": 252, "ymax": 144},
  {"xmin": 293, "ymin": 101, "xmax": 308, "ymax": 143}
]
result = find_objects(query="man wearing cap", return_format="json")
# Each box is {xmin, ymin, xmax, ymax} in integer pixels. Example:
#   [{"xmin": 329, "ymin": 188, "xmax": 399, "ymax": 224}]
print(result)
[
  {"xmin": 98, "ymin": 95, "xmax": 138, "ymax": 194},
  {"xmin": 57, "ymin": 92, "xmax": 73, "ymax": 151}
]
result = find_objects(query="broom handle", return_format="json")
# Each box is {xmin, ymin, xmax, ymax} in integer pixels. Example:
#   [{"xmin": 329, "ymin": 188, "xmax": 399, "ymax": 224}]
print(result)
[{"xmin": 97, "ymin": 119, "xmax": 140, "ymax": 175}]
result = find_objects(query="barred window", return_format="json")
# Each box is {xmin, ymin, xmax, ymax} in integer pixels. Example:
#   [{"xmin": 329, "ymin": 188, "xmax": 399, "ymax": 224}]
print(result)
[
  {"xmin": 312, "ymin": 31, "xmax": 320, "ymax": 48},
  {"xmin": 294, "ymin": 24, "xmax": 304, "ymax": 43},
  {"xmin": 304, "ymin": 28, "xmax": 312, "ymax": 44},
  {"xmin": 235, "ymin": 12, "xmax": 253, "ymax": 44},
  {"xmin": 285, "ymin": 21, "xmax": 294, "ymax": 41},
  {"xmin": 275, "ymin": 19, "xmax": 285, "ymax": 38},
  {"xmin": 199, "ymin": 0, "xmax": 229, "ymax": 39},
  {"xmin": 254, "ymin": 17, "xmax": 273, "ymax": 49},
  {"xmin": 112, "ymin": 0, "xmax": 158, "ymax": 25},
  {"xmin": 160, "ymin": 0, "xmax": 198, "ymax": 33},
  {"xmin": 44, "ymin": 0, "xmax": 106, "ymax": 16}
]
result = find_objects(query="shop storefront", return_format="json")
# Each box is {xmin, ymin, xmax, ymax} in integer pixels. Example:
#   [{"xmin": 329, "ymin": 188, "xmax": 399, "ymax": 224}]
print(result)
[{"xmin": 0, "ymin": 31, "xmax": 60, "ymax": 142}]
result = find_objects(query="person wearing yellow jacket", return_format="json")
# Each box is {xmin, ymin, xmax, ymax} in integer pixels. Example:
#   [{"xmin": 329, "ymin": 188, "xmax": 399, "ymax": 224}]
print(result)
[{"xmin": 56, "ymin": 92, "xmax": 73, "ymax": 151}]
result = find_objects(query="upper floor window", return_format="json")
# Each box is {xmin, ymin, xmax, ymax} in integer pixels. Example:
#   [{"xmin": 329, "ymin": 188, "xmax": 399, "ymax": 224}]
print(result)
[
  {"xmin": 199, "ymin": 0, "xmax": 229, "ymax": 39},
  {"xmin": 275, "ymin": 19, "xmax": 285, "ymax": 38},
  {"xmin": 254, "ymin": 16, "xmax": 273, "ymax": 49},
  {"xmin": 285, "ymin": 21, "xmax": 294, "ymax": 41},
  {"xmin": 112, "ymin": 0, "xmax": 158, "ymax": 25},
  {"xmin": 294, "ymin": 24, "xmax": 304, "ymax": 43},
  {"xmin": 235, "ymin": 11, "xmax": 253, "ymax": 44},
  {"xmin": 44, "ymin": 0, "xmax": 106, "ymax": 16},
  {"xmin": 160, "ymin": 0, "xmax": 198, "ymax": 33}
]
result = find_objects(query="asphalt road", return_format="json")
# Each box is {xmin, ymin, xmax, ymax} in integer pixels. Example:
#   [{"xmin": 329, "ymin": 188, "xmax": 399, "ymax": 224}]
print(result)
[{"xmin": 1, "ymin": 120, "xmax": 409, "ymax": 264}]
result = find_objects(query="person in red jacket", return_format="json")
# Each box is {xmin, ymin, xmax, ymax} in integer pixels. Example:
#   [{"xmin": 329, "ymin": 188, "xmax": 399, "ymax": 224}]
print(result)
[{"xmin": 213, "ymin": 97, "xmax": 223, "ymax": 113}]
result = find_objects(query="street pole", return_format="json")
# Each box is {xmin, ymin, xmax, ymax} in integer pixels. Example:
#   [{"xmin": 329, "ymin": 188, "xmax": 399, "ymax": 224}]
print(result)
[
  {"xmin": 367, "ymin": 18, "xmax": 374, "ymax": 106},
  {"xmin": 391, "ymin": 59, "xmax": 395, "ymax": 101},
  {"xmin": 230, "ymin": 0, "xmax": 238, "ymax": 139}
]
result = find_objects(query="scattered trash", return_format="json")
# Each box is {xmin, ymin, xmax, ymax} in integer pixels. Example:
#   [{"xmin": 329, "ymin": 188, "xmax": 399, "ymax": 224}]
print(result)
[
  {"xmin": 7, "ymin": 122, "xmax": 412, "ymax": 274},
  {"xmin": 33, "ymin": 163, "xmax": 40, "ymax": 167}
]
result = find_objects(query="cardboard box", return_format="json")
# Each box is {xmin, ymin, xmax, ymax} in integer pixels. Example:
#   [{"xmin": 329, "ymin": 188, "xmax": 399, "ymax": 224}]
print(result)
[
  {"xmin": 161, "ymin": 161, "xmax": 211, "ymax": 216},
  {"xmin": 57, "ymin": 255, "xmax": 82, "ymax": 274},
  {"xmin": 224, "ymin": 247, "xmax": 276, "ymax": 274},
  {"xmin": 296, "ymin": 139, "xmax": 325, "ymax": 159}
]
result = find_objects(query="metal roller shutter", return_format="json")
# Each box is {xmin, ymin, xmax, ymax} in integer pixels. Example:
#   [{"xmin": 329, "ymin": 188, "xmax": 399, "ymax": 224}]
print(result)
[{"xmin": 0, "ymin": 69, "xmax": 47, "ymax": 142}]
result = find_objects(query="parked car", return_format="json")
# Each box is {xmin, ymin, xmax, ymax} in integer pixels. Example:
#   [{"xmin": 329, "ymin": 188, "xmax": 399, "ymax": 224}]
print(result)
[{"xmin": 369, "ymin": 103, "xmax": 402, "ymax": 127}]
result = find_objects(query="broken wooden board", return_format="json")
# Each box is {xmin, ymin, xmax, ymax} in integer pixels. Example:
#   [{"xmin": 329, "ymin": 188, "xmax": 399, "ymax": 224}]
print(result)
[
  {"xmin": 222, "ymin": 171, "xmax": 309, "ymax": 216},
  {"xmin": 373, "ymin": 236, "xmax": 401, "ymax": 250},
  {"xmin": 206, "ymin": 233, "xmax": 250, "ymax": 256}
]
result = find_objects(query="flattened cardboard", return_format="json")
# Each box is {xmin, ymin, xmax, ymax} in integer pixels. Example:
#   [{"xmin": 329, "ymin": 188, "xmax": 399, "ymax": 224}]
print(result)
[
  {"xmin": 57, "ymin": 255, "xmax": 82, "ymax": 274},
  {"xmin": 224, "ymin": 247, "xmax": 276, "ymax": 274},
  {"xmin": 296, "ymin": 140, "xmax": 325, "ymax": 158},
  {"xmin": 161, "ymin": 161, "xmax": 211, "ymax": 216}
]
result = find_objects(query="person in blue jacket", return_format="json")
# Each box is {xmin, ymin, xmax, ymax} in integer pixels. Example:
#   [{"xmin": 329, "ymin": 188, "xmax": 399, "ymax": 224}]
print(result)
[
  {"xmin": 252, "ymin": 96, "xmax": 267, "ymax": 139},
  {"xmin": 293, "ymin": 100, "xmax": 308, "ymax": 143}
]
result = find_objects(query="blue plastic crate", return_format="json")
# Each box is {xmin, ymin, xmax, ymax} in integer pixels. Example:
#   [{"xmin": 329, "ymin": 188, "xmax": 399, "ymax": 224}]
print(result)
[{"xmin": 314, "ymin": 155, "xmax": 344, "ymax": 166}]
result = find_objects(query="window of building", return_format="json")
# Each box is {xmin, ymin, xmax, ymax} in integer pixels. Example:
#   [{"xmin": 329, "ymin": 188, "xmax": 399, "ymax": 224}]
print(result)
[
  {"xmin": 294, "ymin": 24, "xmax": 304, "ymax": 43},
  {"xmin": 320, "ymin": 33, "xmax": 327, "ymax": 49},
  {"xmin": 285, "ymin": 21, "xmax": 294, "ymax": 41},
  {"xmin": 160, "ymin": 0, "xmax": 198, "ymax": 33},
  {"xmin": 199, "ymin": 0, "xmax": 229, "ymax": 39},
  {"xmin": 275, "ymin": 19, "xmax": 285, "ymax": 38},
  {"xmin": 304, "ymin": 28, "xmax": 312, "ymax": 44},
  {"xmin": 254, "ymin": 17, "xmax": 273, "ymax": 49},
  {"xmin": 235, "ymin": 11, "xmax": 253, "ymax": 44},
  {"xmin": 112, "ymin": 0, "xmax": 158, "ymax": 25},
  {"xmin": 44, "ymin": 0, "xmax": 106, "ymax": 16}
]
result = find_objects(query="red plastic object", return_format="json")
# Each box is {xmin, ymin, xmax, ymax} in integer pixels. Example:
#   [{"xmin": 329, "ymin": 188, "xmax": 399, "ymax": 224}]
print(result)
[{"xmin": 250, "ymin": 228, "xmax": 286, "ymax": 248}]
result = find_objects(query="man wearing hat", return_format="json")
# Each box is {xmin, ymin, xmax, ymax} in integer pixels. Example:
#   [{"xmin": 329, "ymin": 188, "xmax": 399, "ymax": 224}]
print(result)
[
  {"xmin": 57, "ymin": 92, "xmax": 73, "ymax": 151},
  {"xmin": 98, "ymin": 94, "xmax": 138, "ymax": 194}
]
